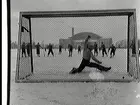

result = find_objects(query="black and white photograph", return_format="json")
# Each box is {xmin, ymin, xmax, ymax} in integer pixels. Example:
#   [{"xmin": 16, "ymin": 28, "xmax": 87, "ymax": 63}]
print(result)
[{"xmin": 3, "ymin": 0, "xmax": 140, "ymax": 105}]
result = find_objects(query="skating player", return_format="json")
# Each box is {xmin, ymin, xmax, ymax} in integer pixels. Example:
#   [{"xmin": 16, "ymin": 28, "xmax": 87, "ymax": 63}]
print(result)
[
  {"xmin": 68, "ymin": 44, "xmax": 73, "ymax": 57},
  {"xmin": 21, "ymin": 42, "xmax": 26, "ymax": 57},
  {"xmin": 101, "ymin": 42, "xmax": 108, "ymax": 57},
  {"xmin": 47, "ymin": 43, "xmax": 54, "ymax": 57},
  {"xmin": 59, "ymin": 45, "xmax": 62, "ymax": 54},
  {"xmin": 26, "ymin": 43, "xmax": 31, "ymax": 57},
  {"xmin": 108, "ymin": 44, "xmax": 116, "ymax": 58},
  {"xmin": 93, "ymin": 42, "xmax": 98, "ymax": 56},
  {"xmin": 35, "ymin": 42, "xmax": 42, "ymax": 57},
  {"xmin": 78, "ymin": 45, "xmax": 81, "ymax": 54}
]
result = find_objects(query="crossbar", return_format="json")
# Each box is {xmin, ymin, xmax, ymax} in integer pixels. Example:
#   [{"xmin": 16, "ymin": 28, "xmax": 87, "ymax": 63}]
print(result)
[{"xmin": 21, "ymin": 9, "xmax": 135, "ymax": 18}]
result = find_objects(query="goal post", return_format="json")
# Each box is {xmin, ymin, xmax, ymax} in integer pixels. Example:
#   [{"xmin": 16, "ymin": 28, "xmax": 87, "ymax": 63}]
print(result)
[
  {"xmin": 15, "ymin": 13, "xmax": 33, "ymax": 82},
  {"xmin": 15, "ymin": 9, "xmax": 140, "ymax": 82},
  {"xmin": 128, "ymin": 12, "xmax": 140, "ymax": 80}
]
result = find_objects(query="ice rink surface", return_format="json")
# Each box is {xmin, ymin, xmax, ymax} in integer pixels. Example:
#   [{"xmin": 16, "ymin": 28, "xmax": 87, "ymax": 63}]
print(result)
[
  {"xmin": 32, "ymin": 49, "xmax": 127, "ymax": 73},
  {"xmin": 10, "ymin": 49, "xmax": 140, "ymax": 105},
  {"xmin": 17, "ymin": 49, "xmax": 132, "ymax": 82}
]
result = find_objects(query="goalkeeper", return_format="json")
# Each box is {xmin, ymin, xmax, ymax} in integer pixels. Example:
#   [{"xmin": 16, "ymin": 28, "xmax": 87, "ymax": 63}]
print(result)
[{"xmin": 70, "ymin": 35, "xmax": 111, "ymax": 74}]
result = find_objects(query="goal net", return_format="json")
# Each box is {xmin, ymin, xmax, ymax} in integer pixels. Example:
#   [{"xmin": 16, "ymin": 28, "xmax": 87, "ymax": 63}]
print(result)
[
  {"xmin": 128, "ymin": 14, "xmax": 139, "ymax": 79},
  {"xmin": 15, "ymin": 10, "xmax": 139, "ymax": 82}
]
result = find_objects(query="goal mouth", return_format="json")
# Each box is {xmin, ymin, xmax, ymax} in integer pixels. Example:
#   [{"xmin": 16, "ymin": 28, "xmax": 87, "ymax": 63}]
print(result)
[{"xmin": 15, "ymin": 9, "xmax": 139, "ymax": 83}]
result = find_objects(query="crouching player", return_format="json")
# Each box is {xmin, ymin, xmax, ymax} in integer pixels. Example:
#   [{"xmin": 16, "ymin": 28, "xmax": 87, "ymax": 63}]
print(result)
[{"xmin": 69, "ymin": 35, "xmax": 111, "ymax": 74}]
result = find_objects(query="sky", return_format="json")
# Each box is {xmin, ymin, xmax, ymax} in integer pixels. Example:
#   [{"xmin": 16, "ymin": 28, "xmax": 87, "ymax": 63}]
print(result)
[
  {"xmin": 11, "ymin": 0, "xmax": 140, "ymax": 44},
  {"xmin": 30, "ymin": 16, "xmax": 127, "ymax": 44}
]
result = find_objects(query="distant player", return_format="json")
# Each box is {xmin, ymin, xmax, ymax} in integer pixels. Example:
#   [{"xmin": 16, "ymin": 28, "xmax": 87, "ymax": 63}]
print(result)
[
  {"xmin": 108, "ymin": 44, "xmax": 116, "ymax": 58},
  {"xmin": 93, "ymin": 42, "xmax": 98, "ymax": 56},
  {"xmin": 130, "ymin": 40, "xmax": 136, "ymax": 56},
  {"xmin": 101, "ymin": 42, "xmax": 108, "ymax": 57},
  {"xmin": 78, "ymin": 45, "xmax": 81, "ymax": 54},
  {"xmin": 35, "ymin": 42, "xmax": 42, "ymax": 57},
  {"xmin": 26, "ymin": 43, "xmax": 31, "ymax": 57},
  {"xmin": 69, "ymin": 36, "xmax": 111, "ymax": 74},
  {"xmin": 21, "ymin": 42, "xmax": 26, "ymax": 57},
  {"xmin": 47, "ymin": 43, "xmax": 54, "ymax": 57},
  {"xmin": 68, "ymin": 44, "xmax": 73, "ymax": 57},
  {"xmin": 59, "ymin": 45, "xmax": 62, "ymax": 54}
]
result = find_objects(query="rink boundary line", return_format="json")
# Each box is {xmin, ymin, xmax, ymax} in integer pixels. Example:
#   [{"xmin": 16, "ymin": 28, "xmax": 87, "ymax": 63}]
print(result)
[{"xmin": 15, "ymin": 78, "xmax": 135, "ymax": 83}]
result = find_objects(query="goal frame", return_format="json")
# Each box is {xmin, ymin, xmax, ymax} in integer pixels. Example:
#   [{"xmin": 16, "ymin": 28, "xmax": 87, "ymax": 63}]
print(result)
[{"xmin": 15, "ymin": 9, "xmax": 140, "ymax": 82}]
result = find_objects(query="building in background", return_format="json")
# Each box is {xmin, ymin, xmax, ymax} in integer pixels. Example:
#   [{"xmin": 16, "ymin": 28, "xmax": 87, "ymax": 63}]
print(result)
[
  {"xmin": 115, "ymin": 39, "xmax": 127, "ymax": 48},
  {"xmin": 59, "ymin": 32, "xmax": 112, "ymax": 49}
]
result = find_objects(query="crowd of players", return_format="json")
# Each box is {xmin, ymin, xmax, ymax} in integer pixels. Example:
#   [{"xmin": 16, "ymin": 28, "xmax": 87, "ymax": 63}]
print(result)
[
  {"xmin": 20, "ymin": 36, "xmax": 140, "ymax": 74},
  {"xmin": 21, "ymin": 41, "xmax": 116, "ymax": 58}
]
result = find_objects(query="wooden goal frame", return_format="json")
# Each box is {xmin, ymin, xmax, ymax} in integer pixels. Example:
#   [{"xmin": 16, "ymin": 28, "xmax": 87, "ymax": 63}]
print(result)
[{"xmin": 15, "ymin": 9, "xmax": 140, "ymax": 82}]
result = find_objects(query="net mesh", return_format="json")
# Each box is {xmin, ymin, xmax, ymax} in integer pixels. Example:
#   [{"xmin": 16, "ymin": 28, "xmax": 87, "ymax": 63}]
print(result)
[
  {"xmin": 16, "ymin": 13, "xmax": 138, "ymax": 82},
  {"xmin": 17, "ymin": 17, "xmax": 32, "ymax": 80},
  {"xmin": 128, "ymin": 15, "xmax": 138, "ymax": 79}
]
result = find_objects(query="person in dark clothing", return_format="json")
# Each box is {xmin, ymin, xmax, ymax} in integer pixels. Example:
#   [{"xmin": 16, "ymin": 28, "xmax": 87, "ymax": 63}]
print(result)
[
  {"xmin": 59, "ymin": 45, "xmax": 62, "ymax": 54},
  {"xmin": 101, "ymin": 42, "xmax": 108, "ymax": 57},
  {"xmin": 47, "ymin": 43, "xmax": 54, "ymax": 57},
  {"xmin": 35, "ymin": 42, "xmax": 42, "ymax": 57},
  {"xmin": 108, "ymin": 44, "xmax": 116, "ymax": 58},
  {"xmin": 21, "ymin": 42, "xmax": 26, "ymax": 57},
  {"xmin": 70, "ymin": 45, "xmax": 73, "ymax": 57},
  {"xmin": 130, "ymin": 40, "xmax": 136, "ymax": 56},
  {"xmin": 68, "ymin": 44, "xmax": 70, "ymax": 56},
  {"xmin": 68, "ymin": 44, "xmax": 73, "ymax": 57},
  {"xmin": 78, "ymin": 45, "xmax": 81, "ymax": 54},
  {"xmin": 69, "ymin": 36, "xmax": 111, "ymax": 74},
  {"xmin": 45, "ymin": 47, "xmax": 47, "ymax": 52},
  {"xmin": 93, "ymin": 42, "xmax": 98, "ymax": 56},
  {"xmin": 26, "ymin": 43, "xmax": 31, "ymax": 57}
]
